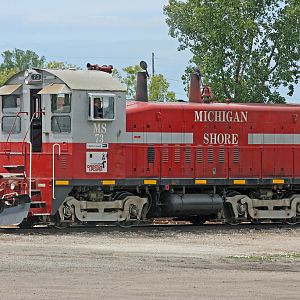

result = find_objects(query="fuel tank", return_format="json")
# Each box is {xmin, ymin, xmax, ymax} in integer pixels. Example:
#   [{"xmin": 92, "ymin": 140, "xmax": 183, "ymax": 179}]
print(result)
[{"xmin": 161, "ymin": 193, "xmax": 223, "ymax": 217}]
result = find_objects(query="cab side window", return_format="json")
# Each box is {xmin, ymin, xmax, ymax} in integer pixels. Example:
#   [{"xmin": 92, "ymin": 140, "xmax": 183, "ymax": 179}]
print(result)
[
  {"xmin": 51, "ymin": 94, "xmax": 71, "ymax": 113},
  {"xmin": 2, "ymin": 95, "xmax": 21, "ymax": 114},
  {"xmin": 2, "ymin": 116, "xmax": 21, "ymax": 133},
  {"xmin": 88, "ymin": 94, "xmax": 115, "ymax": 121},
  {"xmin": 2, "ymin": 95, "xmax": 21, "ymax": 133},
  {"xmin": 51, "ymin": 93, "xmax": 72, "ymax": 133}
]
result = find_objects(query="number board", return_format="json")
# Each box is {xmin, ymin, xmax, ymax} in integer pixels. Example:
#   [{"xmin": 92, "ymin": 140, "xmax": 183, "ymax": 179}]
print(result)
[{"xmin": 31, "ymin": 73, "xmax": 42, "ymax": 81}]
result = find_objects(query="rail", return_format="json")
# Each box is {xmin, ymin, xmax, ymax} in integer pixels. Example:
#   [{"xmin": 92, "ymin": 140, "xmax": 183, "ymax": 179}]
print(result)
[
  {"xmin": 26, "ymin": 141, "xmax": 32, "ymax": 198},
  {"xmin": 52, "ymin": 144, "xmax": 61, "ymax": 200}
]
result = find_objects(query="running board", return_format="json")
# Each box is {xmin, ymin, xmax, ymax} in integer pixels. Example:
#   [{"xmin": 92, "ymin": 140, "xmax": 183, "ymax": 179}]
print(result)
[{"xmin": 0, "ymin": 173, "xmax": 24, "ymax": 179}]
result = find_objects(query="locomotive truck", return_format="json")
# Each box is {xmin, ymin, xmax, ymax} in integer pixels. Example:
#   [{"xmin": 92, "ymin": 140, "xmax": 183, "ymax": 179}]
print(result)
[{"xmin": 0, "ymin": 64, "xmax": 299, "ymax": 227}]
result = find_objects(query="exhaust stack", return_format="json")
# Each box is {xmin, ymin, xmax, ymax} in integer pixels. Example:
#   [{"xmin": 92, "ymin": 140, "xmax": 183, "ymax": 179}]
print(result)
[
  {"xmin": 189, "ymin": 70, "xmax": 202, "ymax": 103},
  {"xmin": 135, "ymin": 61, "xmax": 149, "ymax": 102}
]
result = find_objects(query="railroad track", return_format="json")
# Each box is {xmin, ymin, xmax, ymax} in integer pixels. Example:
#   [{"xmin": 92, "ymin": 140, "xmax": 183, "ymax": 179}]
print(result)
[{"xmin": 0, "ymin": 222, "xmax": 299, "ymax": 235}]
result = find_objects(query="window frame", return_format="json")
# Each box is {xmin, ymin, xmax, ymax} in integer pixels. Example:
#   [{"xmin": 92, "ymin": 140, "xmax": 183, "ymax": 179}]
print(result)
[
  {"xmin": 88, "ymin": 93, "xmax": 116, "ymax": 121},
  {"xmin": 2, "ymin": 116, "xmax": 21, "ymax": 134},
  {"xmin": 51, "ymin": 115, "xmax": 71, "ymax": 133},
  {"xmin": 2, "ymin": 94, "xmax": 21, "ymax": 114},
  {"xmin": 51, "ymin": 93, "xmax": 72, "ymax": 114}
]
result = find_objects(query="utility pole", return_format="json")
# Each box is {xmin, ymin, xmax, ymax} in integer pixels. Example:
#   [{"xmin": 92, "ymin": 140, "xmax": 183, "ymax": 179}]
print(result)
[{"xmin": 152, "ymin": 52, "xmax": 155, "ymax": 76}]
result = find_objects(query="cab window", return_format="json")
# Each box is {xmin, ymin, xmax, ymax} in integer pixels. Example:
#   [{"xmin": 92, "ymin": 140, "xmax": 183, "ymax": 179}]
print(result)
[
  {"xmin": 51, "ymin": 94, "xmax": 71, "ymax": 113},
  {"xmin": 51, "ymin": 116, "xmax": 71, "ymax": 133},
  {"xmin": 2, "ymin": 116, "xmax": 21, "ymax": 133},
  {"xmin": 88, "ymin": 94, "xmax": 115, "ymax": 121},
  {"xmin": 2, "ymin": 95, "xmax": 21, "ymax": 114}
]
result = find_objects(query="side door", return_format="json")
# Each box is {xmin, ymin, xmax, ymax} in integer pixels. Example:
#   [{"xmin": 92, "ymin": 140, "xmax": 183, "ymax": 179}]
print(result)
[{"xmin": 30, "ymin": 89, "xmax": 42, "ymax": 152}]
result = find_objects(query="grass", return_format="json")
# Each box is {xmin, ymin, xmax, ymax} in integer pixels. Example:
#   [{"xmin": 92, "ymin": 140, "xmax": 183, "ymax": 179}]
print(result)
[{"xmin": 228, "ymin": 253, "xmax": 300, "ymax": 262}]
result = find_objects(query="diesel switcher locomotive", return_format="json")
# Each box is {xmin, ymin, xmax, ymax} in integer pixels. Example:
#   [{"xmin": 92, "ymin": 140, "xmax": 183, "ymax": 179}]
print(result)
[{"xmin": 0, "ymin": 64, "xmax": 299, "ymax": 227}]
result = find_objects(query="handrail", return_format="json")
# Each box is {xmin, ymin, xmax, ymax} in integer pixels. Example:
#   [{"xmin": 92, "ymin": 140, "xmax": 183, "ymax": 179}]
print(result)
[
  {"xmin": 52, "ymin": 144, "xmax": 61, "ymax": 200},
  {"xmin": 6, "ymin": 111, "xmax": 28, "ymax": 143},
  {"xmin": 22, "ymin": 111, "xmax": 45, "ymax": 143},
  {"xmin": 26, "ymin": 141, "xmax": 32, "ymax": 198}
]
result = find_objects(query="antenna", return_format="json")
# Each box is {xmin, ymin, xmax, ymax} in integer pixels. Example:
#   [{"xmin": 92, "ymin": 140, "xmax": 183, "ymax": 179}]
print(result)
[{"xmin": 152, "ymin": 52, "xmax": 155, "ymax": 76}]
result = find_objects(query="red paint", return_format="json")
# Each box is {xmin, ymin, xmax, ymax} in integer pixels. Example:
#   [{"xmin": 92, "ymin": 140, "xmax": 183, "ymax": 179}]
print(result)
[{"xmin": 1, "ymin": 102, "xmax": 300, "ymax": 218}]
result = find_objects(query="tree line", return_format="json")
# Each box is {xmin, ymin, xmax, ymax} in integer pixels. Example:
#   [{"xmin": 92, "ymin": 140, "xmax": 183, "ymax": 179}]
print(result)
[
  {"xmin": 0, "ymin": 49, "xmax": 175, "ymax": 102},
  {"xmin": 1, "ymin": 0, "xmax": 299, "ymax": 103},
  {"xmin": 164, "ymin": 0, "xmax": 299, "ymax": 103}
]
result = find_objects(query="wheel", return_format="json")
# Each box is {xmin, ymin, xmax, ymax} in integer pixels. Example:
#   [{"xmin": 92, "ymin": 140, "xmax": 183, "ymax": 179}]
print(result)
[
  {"xmin": 51, "ymin": 212, "xmax": 70, "ymax": 229},
  {"xmin": 226, "ymin": 190, "xmax": 241, "ymax": 197},
  {"xmin": 284, "ymin": 217, "xmax": 299, "ymax": 225},
  {"xmin": 251, "ymin": 219, "xmax": 263, "ymax": 225},
  {"xmin": 117, "ymin": 219, "xmax": 140, "ymax": 228},
  {"xmin": 114, "ymin": 191, "xmax": 133, "ymax": 200},
  {"xmin": 225, "ymin": 219, "xmax": 241, "ymax": 226}
]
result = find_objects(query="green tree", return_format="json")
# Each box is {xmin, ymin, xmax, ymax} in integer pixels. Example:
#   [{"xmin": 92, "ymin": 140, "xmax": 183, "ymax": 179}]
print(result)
[
  {"xmin": 1, "ymin": 49, "xmax": 45, "ymax": 71},
  {"xmin": 149, "ymin": 74, "xmax": 176, "ymax": 101},
  {"xmin": 45, "ymin": 61, "xmax": 80, "ymax": 70},
  {"xmin": 164, "ymin": 0, "xmax": 300, "ymax": 103},
  {"xmin": 112, "ymin": 68, "xmax": 122, "ymax": 80},
  {"xmin": 0, "ymin": 49, "xmax": 46, "ymax": 86},
  {"xmin": 122, "ymin": 65, "xmax": 176, "ymax": 101},
  {"xmin": 0, "ymin": 68, "xmax": 16, "ymax": 86},
  {"xmin": 122, "ymin": 65, "xmax": 143, "ymax": 99}
]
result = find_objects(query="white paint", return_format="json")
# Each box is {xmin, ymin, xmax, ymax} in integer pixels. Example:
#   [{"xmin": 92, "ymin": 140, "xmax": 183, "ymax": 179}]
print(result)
[
  {"xmin": 203, "ymin": 133, "xmax": 239, "ymax": 145},
  {"xmin": 194, "ymin": 110, "xmax": 248, "ymax": 123},
  {"xmin": 248, "ymin": 133, "xmax": 300, "ymax": 144},
  {"xmin": 86, "ymin": 152, "xmax": 108, "ymax": 173},
  {"xmin": 86, "ymin": 143, "xmax": 109, "ymax": 149}
]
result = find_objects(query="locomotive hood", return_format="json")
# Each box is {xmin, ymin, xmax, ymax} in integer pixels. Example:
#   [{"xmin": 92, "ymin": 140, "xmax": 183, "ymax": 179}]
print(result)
[{"xmin": 39, "ymin": 69, "xmax": 126, "ymax": 92}]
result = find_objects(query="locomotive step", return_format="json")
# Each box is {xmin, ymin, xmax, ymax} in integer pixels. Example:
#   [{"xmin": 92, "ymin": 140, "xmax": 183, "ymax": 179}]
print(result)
[
  {"xmin": 30, "ymin": 201, "xmax": 46, "ymax": 205},
  {"xmin": 31, "ymin": 189, "xmax": 42, "ymax": 194},
  {"xmin": 3, "ymin": 165, "xmax": 25, "ymax": 172},
  {"xmin": 0, "ymin": 173, "xmax": 24, "ymax": 179}
]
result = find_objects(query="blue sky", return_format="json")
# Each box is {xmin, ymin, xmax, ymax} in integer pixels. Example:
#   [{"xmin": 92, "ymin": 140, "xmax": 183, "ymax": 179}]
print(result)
[{"xmin": 0, "ymin": 0, "xmax": 299, "ymax": 102}]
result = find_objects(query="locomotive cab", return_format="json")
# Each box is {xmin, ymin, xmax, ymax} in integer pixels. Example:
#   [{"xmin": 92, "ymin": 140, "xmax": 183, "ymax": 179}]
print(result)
[{"xmin": 0, "ymin": 67, "xmax": 149, "ymax": 226}]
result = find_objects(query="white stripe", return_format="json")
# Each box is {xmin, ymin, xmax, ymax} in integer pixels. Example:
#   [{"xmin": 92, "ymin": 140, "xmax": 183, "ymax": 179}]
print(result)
[
  {"xmin": 249, "ymin": 134, "xmax": 300, "ymax": 144},
  {"xmin": 129, "ymin": 132, "xmax": 193, "ymax": 144}
]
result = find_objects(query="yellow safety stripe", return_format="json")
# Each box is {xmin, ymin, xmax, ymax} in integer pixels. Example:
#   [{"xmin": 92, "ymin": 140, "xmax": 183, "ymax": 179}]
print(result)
[
  {"xmin": 195, "ymin": 179, "xmax": 207, "ymax": 185},
  {"xmin": 144, "ymin": 179, "xmax": 157, "ymax": 185}
]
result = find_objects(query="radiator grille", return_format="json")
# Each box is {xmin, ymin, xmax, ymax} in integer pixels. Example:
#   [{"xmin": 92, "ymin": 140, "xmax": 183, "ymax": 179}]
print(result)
[
  {"xmin": 174, "ymin": 146, "xmax": 181, "ymax": 163},
  {"xmin": 60, "ymin": 155, "xmax": 67, "ymax": 169},
  {"xmin": 196, "ymin": 146, "xmax": 203, "ymax": 163},
  {"xmin": 219, "ymin": 147, "xmax": 225, "ymax": 163},
  {"xmin": 185, "ymin": 147, "xmax": 191, "ymax": 163},
  {"xmin": 162, "ymin": 146, "xmax": 168, "ymax": 163},
  {"xmin": 233, "ymin": 147, "xmax": 239, "ymax": 163},
  {"xmin": 147, "ymin": 146, "xmax": 155, "ymax": 163},
  {"xmin": 208, "ymin": 147, "xmax": 214, "ymax": 164}
]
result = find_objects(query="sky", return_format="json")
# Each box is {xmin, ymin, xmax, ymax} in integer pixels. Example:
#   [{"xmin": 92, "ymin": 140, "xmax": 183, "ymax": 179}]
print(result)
[{"xmin": 0, "ymin": 0, "xmax": 299, "ymax": 102}]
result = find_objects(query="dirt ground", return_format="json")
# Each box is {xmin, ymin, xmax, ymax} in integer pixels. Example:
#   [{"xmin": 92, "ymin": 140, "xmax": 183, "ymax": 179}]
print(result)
[{"xmin": 0, "ymin": 225, "xmax": 299, "ymax": 300}]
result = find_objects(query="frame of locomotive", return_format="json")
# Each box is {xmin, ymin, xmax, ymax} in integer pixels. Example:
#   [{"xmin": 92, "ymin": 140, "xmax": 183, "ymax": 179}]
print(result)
[{"xmin": 0, "ymin": 66, "xmax": 299, "ymax": 227}]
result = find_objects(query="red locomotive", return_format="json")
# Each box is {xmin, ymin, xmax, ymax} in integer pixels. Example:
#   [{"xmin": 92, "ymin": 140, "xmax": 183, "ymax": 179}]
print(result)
[{"xmin": 0, "ymin": 63, "xmax": 299, "ymax": 227}]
